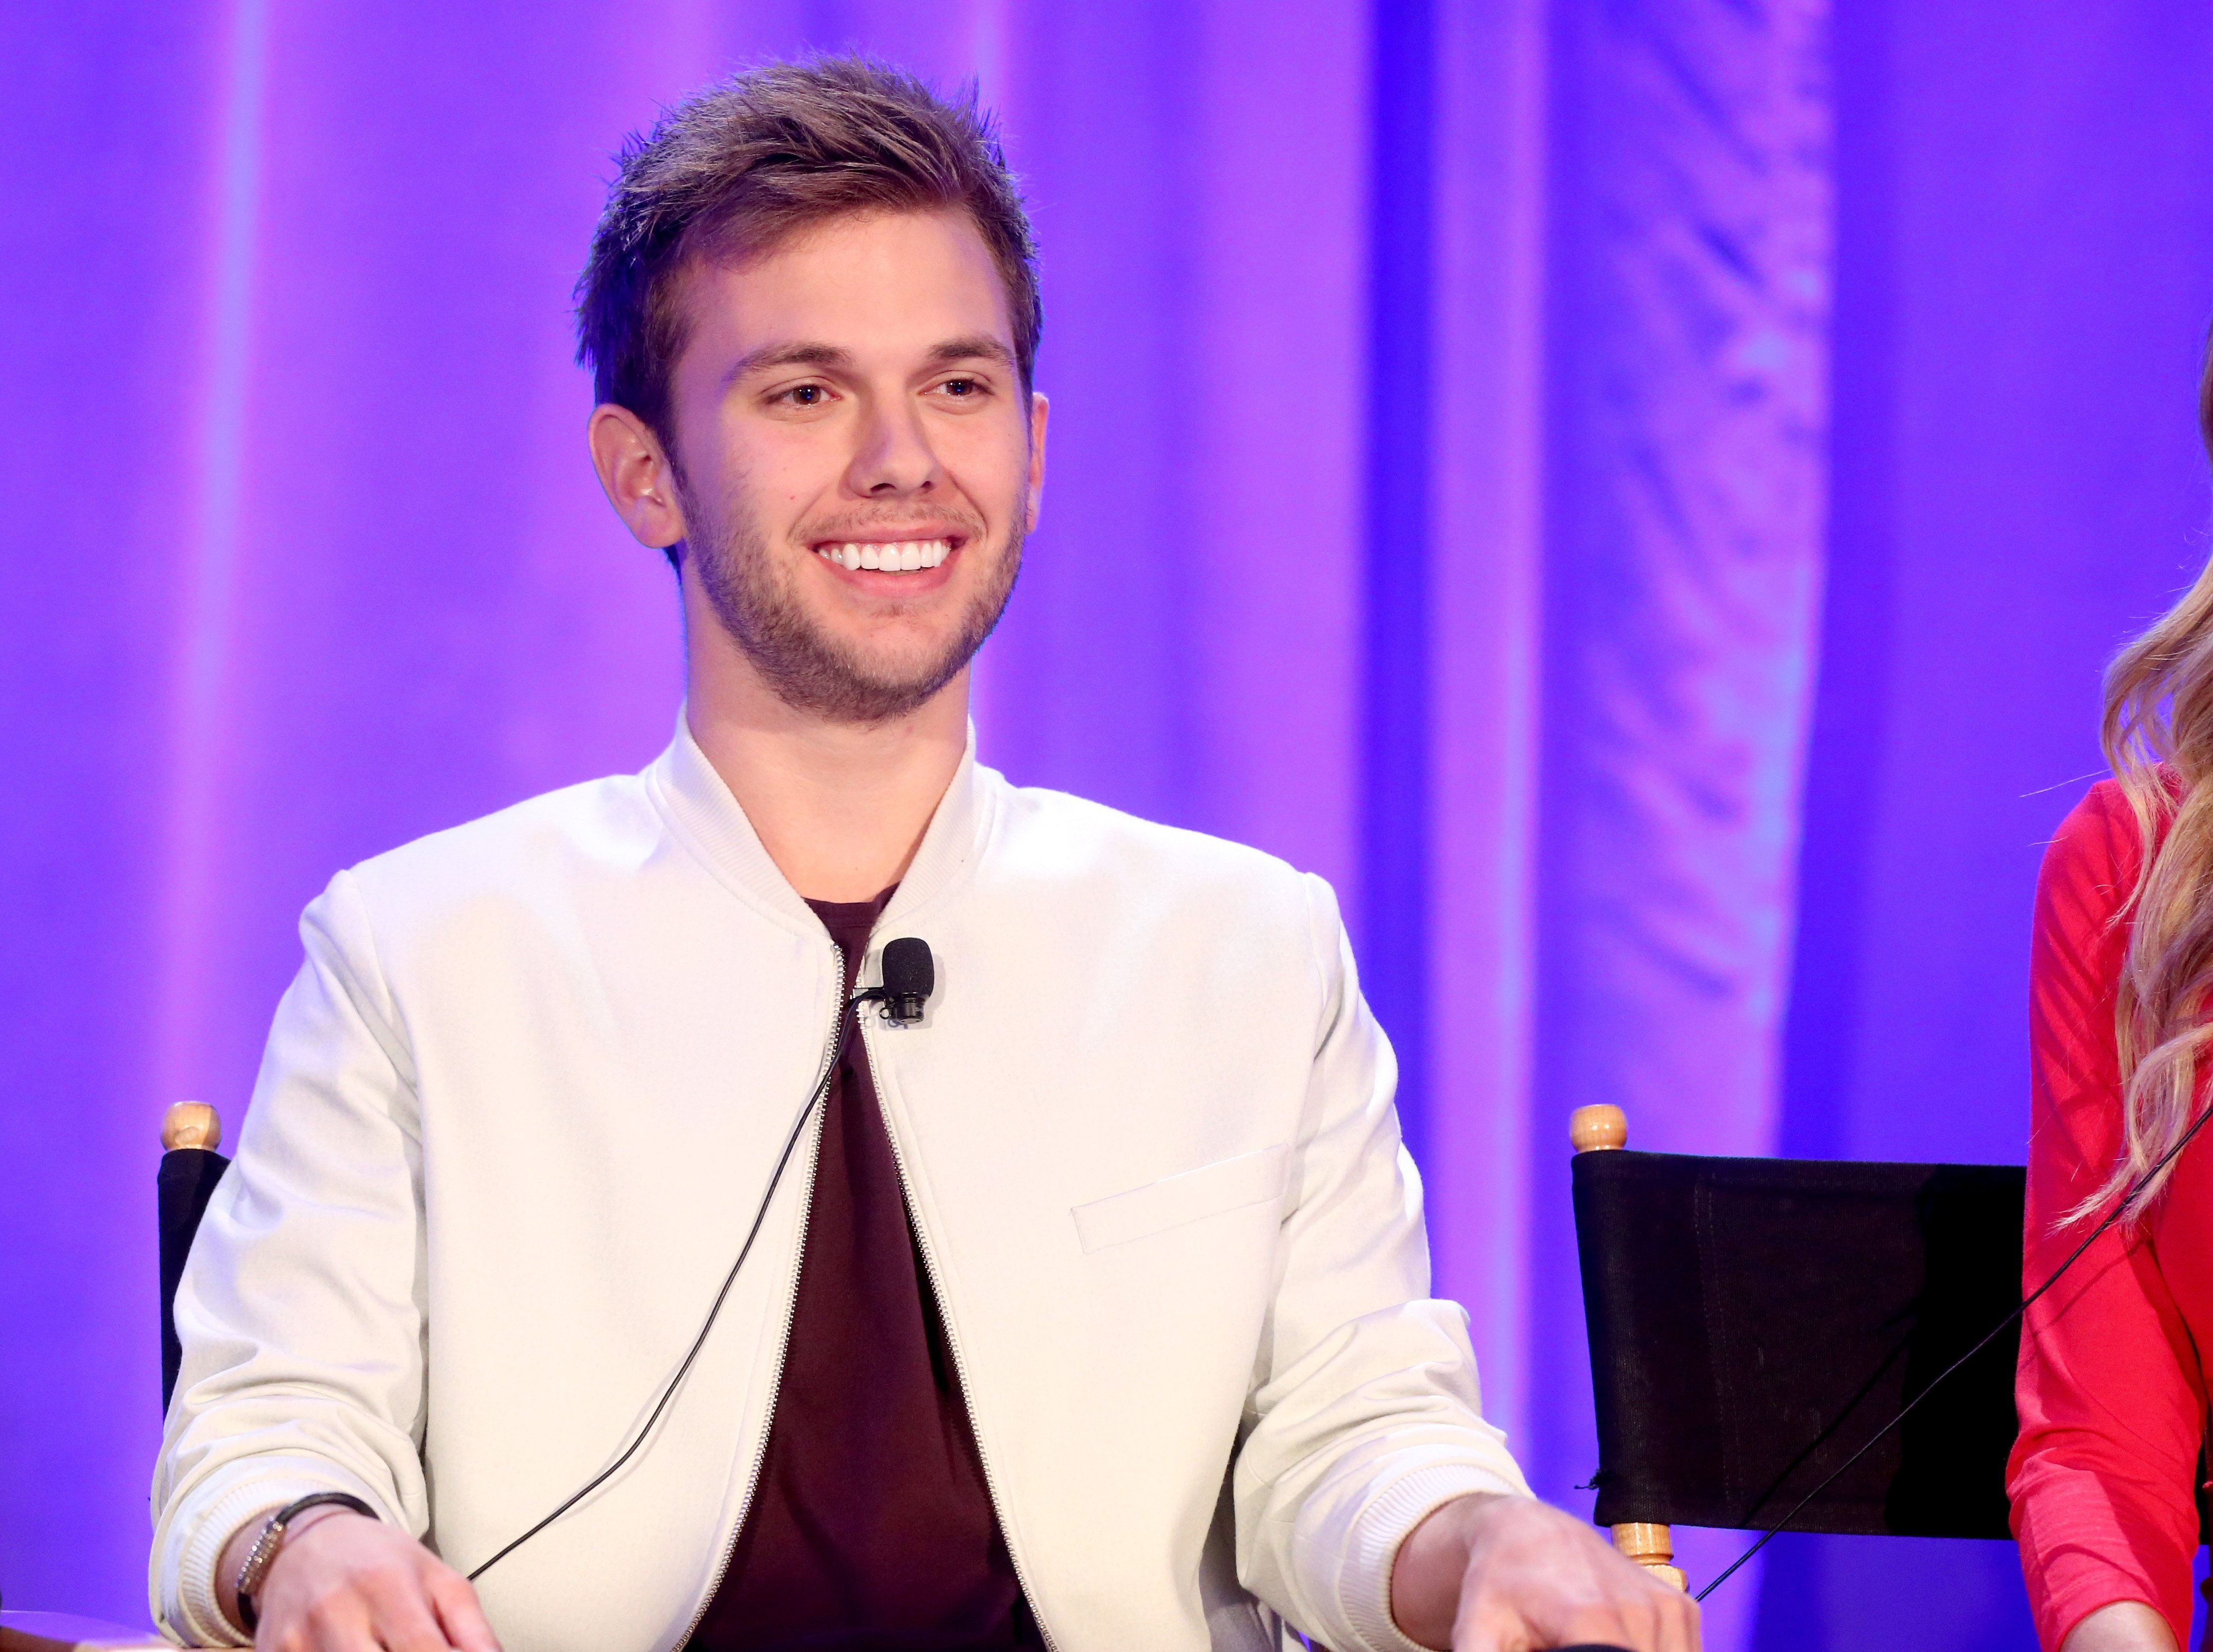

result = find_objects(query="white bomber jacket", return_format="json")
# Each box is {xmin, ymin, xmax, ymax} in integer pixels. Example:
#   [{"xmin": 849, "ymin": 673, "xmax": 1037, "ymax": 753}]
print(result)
[{"xmin": 151, "ymin": 723, "xmax": 1529, "ymax": 1651}]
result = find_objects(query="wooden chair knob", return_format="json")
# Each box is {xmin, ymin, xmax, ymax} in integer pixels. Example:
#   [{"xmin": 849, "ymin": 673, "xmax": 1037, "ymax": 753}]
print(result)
[
  {"xmin": 1611, "ymin": 1521, "xmax": 1687, "ymax": 1591},
  {"xmin": 162, "ymin": 1101, "xmax": 222, "ymax": 1152},
  {"xmin": 1570, "ymin": 1104, "xmax": 1627, "ymax": 1153}
]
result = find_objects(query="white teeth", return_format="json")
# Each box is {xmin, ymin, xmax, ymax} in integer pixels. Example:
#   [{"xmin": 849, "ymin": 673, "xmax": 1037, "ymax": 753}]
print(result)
[{"xmin": 818, "ymin": 538, "xmax": 953, "ymax": 572}]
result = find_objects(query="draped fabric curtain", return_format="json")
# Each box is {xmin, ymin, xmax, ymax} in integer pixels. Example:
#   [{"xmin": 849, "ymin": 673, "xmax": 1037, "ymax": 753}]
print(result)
[
  {"xmin": 0, "ymin": 5, "xmax": 1825, "ymax": 1646},
  {"xmin": 10, "ymin": 4, "xmax": 2213, "ymax": 1649}
]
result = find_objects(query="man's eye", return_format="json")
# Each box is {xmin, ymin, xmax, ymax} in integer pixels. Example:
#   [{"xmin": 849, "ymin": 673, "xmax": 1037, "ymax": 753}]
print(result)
[
  {"xmin": 941, "ymin": 378, "xmax": 978, "ymax": 397},
  {"xmin": 781, "ymin": 384, "xmax": 826, "ymax": 407}
]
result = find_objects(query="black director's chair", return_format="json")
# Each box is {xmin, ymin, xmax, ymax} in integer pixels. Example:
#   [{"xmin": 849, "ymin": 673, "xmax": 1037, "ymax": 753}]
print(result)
[
  {"xmin": 127, "ymin": 1102, "xmax": 1647, "ymax": 1652},
  {"xmin": 1567, "ymin": 1103, "xmax": 2025, "ymax": 1587},
  {"xmin": 0, "ymin": 1108, "xmax": 230, "ymax": 1651},
  {"xmin": 158, "ymin": 1102, "xmax": 230, "ymax": 1411}
]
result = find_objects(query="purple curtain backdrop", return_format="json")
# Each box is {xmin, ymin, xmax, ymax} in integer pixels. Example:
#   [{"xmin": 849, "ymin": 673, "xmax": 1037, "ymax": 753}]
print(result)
[
  {"xmin": 1767, "ymin": 2, "xmax": 2213, "ymax": 1646},
  {"xmin": 5, "ymin": 4, "xmax": 2213, "ymax": 1651},
  {"xmin": 1528, "ymin": 2, "xmax": 1834, "ymax": 1634}
]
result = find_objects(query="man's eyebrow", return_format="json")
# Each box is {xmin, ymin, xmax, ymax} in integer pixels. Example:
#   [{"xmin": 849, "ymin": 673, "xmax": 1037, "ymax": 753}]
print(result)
[
  {"xmin": 722, "ymin": 336, "xmax": 1013, "ymax": 386},
  {"xmin": 927, "ymin": 335, "xmax": 1016, "ymax": 370},
  {"xmin": 726, "ymin": 340, "xmax": 853, "ymax": 384}
]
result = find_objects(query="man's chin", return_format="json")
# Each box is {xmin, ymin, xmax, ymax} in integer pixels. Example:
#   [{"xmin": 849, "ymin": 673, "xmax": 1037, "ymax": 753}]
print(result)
[
  {"xmin": 750, "ymin": 644, "xmax": 970, "ymax": 726},
  {"xmin": 694, "ymin": 526, "xmax": 1018, "ymax": 726}
]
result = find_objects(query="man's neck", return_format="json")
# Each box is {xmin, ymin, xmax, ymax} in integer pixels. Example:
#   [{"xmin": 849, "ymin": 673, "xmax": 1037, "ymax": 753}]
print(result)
[{"xmin": 684, "ymin": 638, "xmax": 970, "ymax": 907}]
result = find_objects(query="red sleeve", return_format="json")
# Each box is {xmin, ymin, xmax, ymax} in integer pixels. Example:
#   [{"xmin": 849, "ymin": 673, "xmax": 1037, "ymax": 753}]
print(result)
[{"xmin": 2009, "ymin": 778, "xmax": 2208, "ymax": 1651}]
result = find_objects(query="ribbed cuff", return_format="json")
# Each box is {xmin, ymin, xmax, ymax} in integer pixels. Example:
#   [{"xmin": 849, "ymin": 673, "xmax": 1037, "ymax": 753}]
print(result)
[
  {"xmin": 168, "ymin": 1473, "xmax": 368, "ymax": 1647},
  {"xmin": 1339, "ymin": 1465, "xmax": 1527, "ymax": 1652}
]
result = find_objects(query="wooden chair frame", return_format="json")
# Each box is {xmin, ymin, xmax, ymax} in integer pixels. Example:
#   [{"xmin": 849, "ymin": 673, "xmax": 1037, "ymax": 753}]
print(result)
[{"xmin": 1568, "ymin": 1102, "xmax": 1689, "ymax": 1591}]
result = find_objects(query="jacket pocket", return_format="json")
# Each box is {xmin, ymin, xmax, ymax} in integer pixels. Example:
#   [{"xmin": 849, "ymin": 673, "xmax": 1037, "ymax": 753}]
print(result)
[{"xmin": 1072, "ymin": 1145, "xmax": 1292, "ymax": 1253}]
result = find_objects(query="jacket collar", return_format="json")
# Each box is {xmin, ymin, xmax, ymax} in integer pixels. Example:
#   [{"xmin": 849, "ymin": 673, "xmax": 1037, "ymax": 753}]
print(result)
[{"xmin": 647, "ymin": 708, "xmax": 994, "ymax": 940}]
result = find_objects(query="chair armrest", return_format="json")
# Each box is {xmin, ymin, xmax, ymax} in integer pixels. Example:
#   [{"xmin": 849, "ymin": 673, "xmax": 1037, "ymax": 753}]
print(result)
[{"xmin": 0, "ymin": 1611, "xmax": 201, "ymax": 1651}]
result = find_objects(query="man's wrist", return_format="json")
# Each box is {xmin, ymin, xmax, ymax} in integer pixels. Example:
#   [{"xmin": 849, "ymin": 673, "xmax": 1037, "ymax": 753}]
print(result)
[
  {"xmin": 215, "ymin": 1508, "xmax": 282, "ymax": 1640},
  {"xmin": 216, "ymin": 1498, "xmax": 375, "ymax": 1637},
  {"xmin": 270, "ymin": 1500, "xmax": 360, "ymax": 1549},
  {"xmin": 1389, "ymin": 1492, "xmax": 1503, "ymax": 1650}
]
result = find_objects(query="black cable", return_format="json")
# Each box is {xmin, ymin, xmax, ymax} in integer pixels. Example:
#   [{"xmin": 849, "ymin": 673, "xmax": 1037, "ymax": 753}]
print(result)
[
  {"xmin": 465, "ymin": 994, "xmax": 857, "ymax": 1583},
  {"xmin": 1693, "ymin": 1104, "xmax": 2213, "ymax": 1603}
]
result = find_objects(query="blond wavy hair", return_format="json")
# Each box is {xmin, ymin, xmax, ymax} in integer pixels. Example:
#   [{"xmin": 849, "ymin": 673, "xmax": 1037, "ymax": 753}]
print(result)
[{"xmin": 2089, "ymin": 330, "xmax": 2213, "ymax": 1219}]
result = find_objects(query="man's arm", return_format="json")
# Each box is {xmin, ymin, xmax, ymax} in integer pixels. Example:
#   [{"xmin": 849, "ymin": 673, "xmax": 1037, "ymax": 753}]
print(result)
[
  {"xmin": 1230, "ymin": 875, "xmax": 1697, "ymax": 1652},
  {"xmin": 152, "ymin": 873, "xmax": 448, "ymax": 1645}
]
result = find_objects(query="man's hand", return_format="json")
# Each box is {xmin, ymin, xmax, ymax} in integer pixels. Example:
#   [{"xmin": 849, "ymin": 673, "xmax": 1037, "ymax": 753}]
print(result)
[
  {"xmin": 1389, "ymin": 1494, "xmax": 1700, "ymax": 1652},
  {"xmin": 214, "ymin": 1507, "xmax": 502, "ymax": 1652}
]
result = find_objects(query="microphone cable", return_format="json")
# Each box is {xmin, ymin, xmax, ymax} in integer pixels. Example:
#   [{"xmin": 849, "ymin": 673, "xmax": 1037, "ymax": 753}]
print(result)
[
  {"xmin": 466, "ymin": 986, "xmax": 869, "ymax": 1583},
  {"xmin": 1694, "ymin": 1103, "xmax": 2213, "ymax": 1603}
]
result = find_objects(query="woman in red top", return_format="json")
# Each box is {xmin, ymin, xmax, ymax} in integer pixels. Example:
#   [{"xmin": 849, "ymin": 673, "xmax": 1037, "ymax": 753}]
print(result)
[{"xmin": 2012, "ymin": 341, "xmax": 2213, "ymax": 1652}]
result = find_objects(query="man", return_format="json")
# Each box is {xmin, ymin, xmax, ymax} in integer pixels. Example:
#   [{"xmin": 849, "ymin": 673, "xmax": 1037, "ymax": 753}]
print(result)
[{"xmin": 151, "ymin": 57, "xmax": 1696, "ymax": 1652}]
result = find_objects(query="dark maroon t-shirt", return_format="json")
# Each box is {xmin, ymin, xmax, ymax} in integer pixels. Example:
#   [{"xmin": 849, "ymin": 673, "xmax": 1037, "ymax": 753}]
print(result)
[{"xmin": 691, "ymin": 890, "xmax": 1044, "ymax": 1652}]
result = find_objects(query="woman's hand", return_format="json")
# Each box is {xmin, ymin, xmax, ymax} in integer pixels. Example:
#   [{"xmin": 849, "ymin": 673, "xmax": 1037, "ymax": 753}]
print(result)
[{"xmin": 2061, "ymin": 1602, "xmax": 2177, "ymax": 1652}]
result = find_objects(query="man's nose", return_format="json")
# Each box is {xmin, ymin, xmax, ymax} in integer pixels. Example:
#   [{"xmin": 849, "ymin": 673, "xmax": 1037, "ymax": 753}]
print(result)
[{"xmin": 847, "ymin": 398, "xmax": 940, "ymax": 496}]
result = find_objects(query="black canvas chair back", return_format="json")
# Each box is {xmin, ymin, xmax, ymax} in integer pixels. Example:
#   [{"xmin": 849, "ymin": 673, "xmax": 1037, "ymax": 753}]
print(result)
[
  {"xmin": 1569, "ymin": 1104, "xmax": 2023, "ymax": 1568},
  {"xmin": 159, "ymin": 1103, "xmax": 230, "ymax": 1411}
]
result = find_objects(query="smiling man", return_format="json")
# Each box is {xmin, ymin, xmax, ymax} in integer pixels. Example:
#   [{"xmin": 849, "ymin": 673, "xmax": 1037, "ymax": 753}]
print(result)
[{"xmin": 149, "ymin": 58, "xmax": 1695, "ymax": 1652}]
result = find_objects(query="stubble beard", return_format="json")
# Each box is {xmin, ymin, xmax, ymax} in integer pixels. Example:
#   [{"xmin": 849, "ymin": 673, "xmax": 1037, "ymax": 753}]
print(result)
[{"xmin": 686, "ymin": 490, "xmax": 1024, "ymax": 726}]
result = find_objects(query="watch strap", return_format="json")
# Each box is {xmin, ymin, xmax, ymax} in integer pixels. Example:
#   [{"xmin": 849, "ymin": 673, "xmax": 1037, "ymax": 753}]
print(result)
[{"xmin": 235, "ymin": 1491, "xmax": 378, "ymax": 1632}]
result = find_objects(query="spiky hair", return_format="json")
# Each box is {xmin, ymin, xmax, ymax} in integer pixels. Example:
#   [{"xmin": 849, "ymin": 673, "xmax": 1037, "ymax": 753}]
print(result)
[{"xmin": 575, "ymin": 55, "xmax": 1041, "ymax": 445}]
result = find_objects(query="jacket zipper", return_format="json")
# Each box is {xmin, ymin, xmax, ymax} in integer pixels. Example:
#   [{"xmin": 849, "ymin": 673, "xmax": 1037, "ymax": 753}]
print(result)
[
  {"xmin": 858, "ymin": 1015, "xmax": 1061, "ymax": 1652},
  {"xmin": 673, "ymin": 961, "xmax": 843, "ymax": 1651}
]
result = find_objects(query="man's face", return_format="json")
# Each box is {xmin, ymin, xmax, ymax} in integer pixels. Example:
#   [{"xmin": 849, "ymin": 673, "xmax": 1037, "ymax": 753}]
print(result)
[{"xmin": 660, "ymin": 207, "xmax": 1045, "ymax": 724}]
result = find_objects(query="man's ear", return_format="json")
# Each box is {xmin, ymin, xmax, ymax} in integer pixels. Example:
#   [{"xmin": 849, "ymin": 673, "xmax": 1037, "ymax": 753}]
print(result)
[
  {"xmin": 1025, "ymin": 391, "xmax": 1049, "ymax": 534},
  {"xmin": 588, "ymin": 403, "xmax": 688, "ymax": 549}
]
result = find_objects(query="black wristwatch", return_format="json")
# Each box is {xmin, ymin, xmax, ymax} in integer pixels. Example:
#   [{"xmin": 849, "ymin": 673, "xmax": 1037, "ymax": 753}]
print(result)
[{"xmin": 234, "ymin": 1492, "xmax": 378, "ymax": 1631}]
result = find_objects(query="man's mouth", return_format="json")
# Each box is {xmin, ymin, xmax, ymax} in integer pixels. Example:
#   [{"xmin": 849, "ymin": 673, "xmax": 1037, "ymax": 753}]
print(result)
[{"xmin": 812, "ymin": 537, "xmax": 956, "ymax": 574}]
